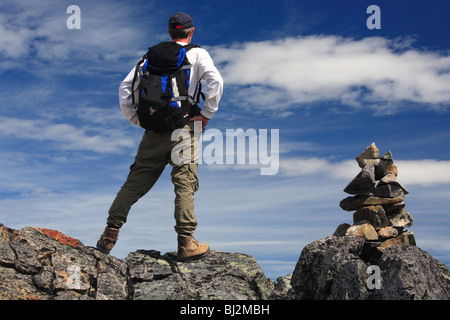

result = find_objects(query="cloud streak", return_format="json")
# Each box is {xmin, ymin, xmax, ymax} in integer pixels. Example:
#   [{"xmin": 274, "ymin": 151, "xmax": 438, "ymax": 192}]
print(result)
[
  {"xmin": 278, "ymin": 157, "xmax": 450, "ymax": 187},
  {"xmin": 211, "ymin": 36, "xmax": 450, "ymax": 112},
  {"xmin": 0, "ymin": 0, "xmax": 161, "ymax": 74},
  {"xmin": 0, "ymin": 116, "xmax": 136, "ymax": 153}
]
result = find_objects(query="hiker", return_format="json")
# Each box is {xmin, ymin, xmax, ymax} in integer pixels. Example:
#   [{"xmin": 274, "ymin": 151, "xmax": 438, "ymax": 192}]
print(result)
[{"xmin": 96, "ymin": 12, "xmax": 223, "ymax": 262}]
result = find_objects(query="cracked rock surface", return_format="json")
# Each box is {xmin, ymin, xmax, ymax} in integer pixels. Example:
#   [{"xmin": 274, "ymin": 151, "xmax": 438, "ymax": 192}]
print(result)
[
  {"xmin": 2, "ymin": 223, "xmax": 449, "ymax": 300},
  {"xmin": 291, "ymin": 236, "xmax": 450, "ymax": 300},
  {"xmin": 0, "ymin": 224, "xmax": 276, "ymax": 300},
  {"xmin": 126, "ymin": 249, "xmax": 274, "ymax": 300}
]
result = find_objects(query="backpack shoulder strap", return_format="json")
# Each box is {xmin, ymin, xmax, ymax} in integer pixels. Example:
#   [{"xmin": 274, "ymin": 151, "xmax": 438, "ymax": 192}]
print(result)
[
  {"xmin": 182, "ymin": 44, "xmax": 204, "ymax": 104},
  {"xmin": 184, "ymin": 43, "xmax": 201, "ymax": 52}
]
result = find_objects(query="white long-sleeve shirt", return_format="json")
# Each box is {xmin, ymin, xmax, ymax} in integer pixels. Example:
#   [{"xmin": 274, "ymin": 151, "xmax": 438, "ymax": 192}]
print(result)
[{"xmin": 119, "ymin": 42, "xmax": 223, "ymax": 126}]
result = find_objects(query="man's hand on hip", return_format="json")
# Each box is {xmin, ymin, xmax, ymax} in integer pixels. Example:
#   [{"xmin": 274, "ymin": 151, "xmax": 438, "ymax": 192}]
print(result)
[{"xmin": 189, "ymin": 115, "xmax": 209, "ymax": 130}]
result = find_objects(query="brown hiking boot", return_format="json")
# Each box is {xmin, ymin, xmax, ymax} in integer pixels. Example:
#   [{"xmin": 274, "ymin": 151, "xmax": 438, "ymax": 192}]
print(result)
[
  {"xmin": 177, "ymin": 234, "xmax": 210, "ymax": 262},
  {"xmin": 96, "ymin": 226, "xmax": 119, "ymax": 254}
]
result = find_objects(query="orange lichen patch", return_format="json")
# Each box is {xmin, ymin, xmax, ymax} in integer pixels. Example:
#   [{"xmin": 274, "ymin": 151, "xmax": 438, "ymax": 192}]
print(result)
[
  {"xmin": 37, "ymin": 228, "xmax": 84, "ymax": 248},
  {"xmin": 0, "ymin": 224, "xmax": 18, "ymax": 242},
  {"xmin": 21, "ymin": 288, "xmax": 39, "ymax": 300}
]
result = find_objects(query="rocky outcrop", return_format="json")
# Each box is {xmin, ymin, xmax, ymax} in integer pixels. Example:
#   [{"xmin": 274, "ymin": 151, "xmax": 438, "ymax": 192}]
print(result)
[
  {"xmin": 3, "ymin": 221, "xmax": 449, "ymax": 301},
  {"xmin": 2, "ymin": 143, "xmax": 449, "ymax": 300},
  {"xmin": 127, "ymin": 250, "xmax": 274, "ymax": 300},
  {"xmin": 291, "ymin": 235, "xmax": 450, "ymax": 300},
  {"xmin": 0, "ymin": 223, "xmax": 127, "ymax": 300},
  {"xmin": 1, "ymin": 221, "xmax": 449, "ymax": 300},
  {"xmin": 0, "ymin": 223, "xmax": 277, "ymax": 300}
]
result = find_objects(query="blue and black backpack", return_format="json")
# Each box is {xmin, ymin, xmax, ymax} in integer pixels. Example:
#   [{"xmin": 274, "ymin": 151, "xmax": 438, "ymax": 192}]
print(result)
[{"xmin": 131, "ymin": 41, "xmax": 203, "ymax": 132}]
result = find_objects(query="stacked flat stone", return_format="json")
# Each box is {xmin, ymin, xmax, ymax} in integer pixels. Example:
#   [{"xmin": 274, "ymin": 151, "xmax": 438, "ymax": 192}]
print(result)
[{"xmin": 334, "ymin": 143, "xmax": 416, "ymax": 260}]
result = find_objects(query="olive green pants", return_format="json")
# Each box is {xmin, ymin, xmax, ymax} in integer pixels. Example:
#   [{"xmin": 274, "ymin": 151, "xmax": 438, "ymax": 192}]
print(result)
[{"xmin": 106, "ymin": 123, "xmax": 199, "ymax": 234}]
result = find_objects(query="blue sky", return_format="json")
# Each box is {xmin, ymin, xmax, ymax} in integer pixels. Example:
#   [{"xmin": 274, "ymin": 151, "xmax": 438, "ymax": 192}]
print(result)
[{"xmin": 1, "ymin": 0, "xmax": 449, "ymax": 281}]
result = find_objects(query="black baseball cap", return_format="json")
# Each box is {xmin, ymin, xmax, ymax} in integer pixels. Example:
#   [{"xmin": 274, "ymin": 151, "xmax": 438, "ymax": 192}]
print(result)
[{"xmin": 168, "ymin": 12, "xmax": 194, "ymax": 30}]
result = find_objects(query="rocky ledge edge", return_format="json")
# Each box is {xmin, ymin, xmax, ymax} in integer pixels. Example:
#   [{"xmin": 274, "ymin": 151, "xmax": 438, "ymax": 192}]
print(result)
[{"xmin": 1, "ymin": 222, "xmax": 450, "ymax": 300}]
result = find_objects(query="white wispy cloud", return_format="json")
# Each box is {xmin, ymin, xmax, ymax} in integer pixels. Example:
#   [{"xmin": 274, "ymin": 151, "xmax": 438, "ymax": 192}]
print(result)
[
  {"xmin": 0, "ymin": 116, "xmax": 136, "ymax": 153},
  {"xmin": 278, "ymin": 157, "xmax": 450, "ymax": 187},
  {"xmin": 0, "ymin": 0, "xmax": 162, "ymax": 73},
  {"xmin": 396, "ymin": 160, "xmax": 450, "ymax": 186},
  {"xmin": 211, "ymin": 36, "xmax": 450, "ymax": 112},
  {"xmin": 192, "ymin": 135, "xmax": 450, "ymax": 187}
]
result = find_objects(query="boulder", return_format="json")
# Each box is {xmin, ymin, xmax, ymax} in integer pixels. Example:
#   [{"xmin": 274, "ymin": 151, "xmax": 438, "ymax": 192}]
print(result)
[
  {"xmin": 291, "ymin": 236, "xmax": 367, "ymax": 300},
  {"xmin": 380, "ymin": 231, "xmax": 416, "ymax": 249},
  {"xmin": 371, "ymin": 245, "xmax": 450, "ymax": 300},
  {"xmin": 343, "ymin": 163, "xmax": 376, "ymax": 195},
  {"xmin": 373, "ymin": 183, "xmax": 405, "ymax": 198},
  {"xmin": 377, "ymin": 227, "xmax": 398, "ymax": 240},
  {"xmin": 340, "ymin": 195, "xmax": 404, "ymax": 211},
  {"xmin": 356, "ymin": 142, "xmax": 380, "ymax": 168},
  {"xmin": 345, "ymin": 222, "xmax": 379, "ymax": 240},
  {"xmin": 126, "ymin": 249, "xmax": 274, "ymax": 300},
  {"xmin": 386, "ymin": 209, "xmax": 413, "ymax": 228},
  {"xmin": 376, "ymin": 173, "xmax": 409, "ymax": 196},
  {"xmin": 383, "ymin": 201, "xmax": 406, "ymax": 214},
  {"xmin": 291, "ymin": 236, "xmax": 450, "ymax": 300},
  {"xmin": 353, "ymin": 205, "xmax": 389, "ymax": 230}
]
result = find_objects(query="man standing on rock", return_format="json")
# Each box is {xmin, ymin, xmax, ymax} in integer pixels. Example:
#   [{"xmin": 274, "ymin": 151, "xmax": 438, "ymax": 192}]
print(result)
[{"xmin": 96, "ymin": 12, "xmax": 223, "ymax": 262}]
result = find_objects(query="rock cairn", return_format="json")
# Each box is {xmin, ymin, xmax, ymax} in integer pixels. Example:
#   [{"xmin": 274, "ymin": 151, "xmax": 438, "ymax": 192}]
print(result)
[{"xmin": 333, "ymin": 142, "xmax": 416, "ymax": 262}]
